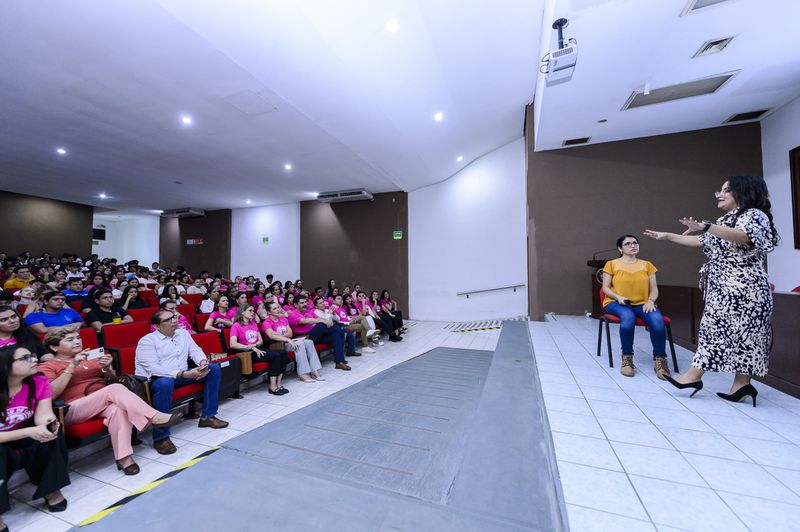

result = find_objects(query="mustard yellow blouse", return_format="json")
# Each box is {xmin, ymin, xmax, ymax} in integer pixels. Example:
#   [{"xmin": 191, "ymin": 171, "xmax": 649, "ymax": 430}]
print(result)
[{"xmin": 602, "ymin": 258, "xmax": 657, "ymax": 308}]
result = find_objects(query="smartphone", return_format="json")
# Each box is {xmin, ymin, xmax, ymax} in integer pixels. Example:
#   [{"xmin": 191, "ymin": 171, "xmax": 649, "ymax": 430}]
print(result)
[
  {"xmin": 47, "ymin": 420, "xmax": 60, "ymax": 434},
  {"xmin": 86, "ymin": 347, "xmax": 105, "ymax": 360}
]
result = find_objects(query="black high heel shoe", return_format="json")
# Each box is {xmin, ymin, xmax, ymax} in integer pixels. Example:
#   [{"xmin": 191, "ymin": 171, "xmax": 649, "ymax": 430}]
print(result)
[
  {"xmin": 663, "ymin": 375, "xmax": 703, "ymax": 398},
  {"xmin": 717, "ymin": 384, "xmax": 758, "ymax": 407}
]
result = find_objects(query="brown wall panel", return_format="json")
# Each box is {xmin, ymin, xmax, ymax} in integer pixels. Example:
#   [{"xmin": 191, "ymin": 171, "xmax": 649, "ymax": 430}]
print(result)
[
  {"xmin": 0, "ymin": 190, "xmax": 93, "ymax": 257},
  {"xmin": 300, "ymin": 193, "xmax": 408, "ymax": 312},
  {"xmin": 159, "ymin": 210, "xmax": 231, "ymax": 276},
  {"xmin": 525, "ymin": 105, "xmax": 763, "ymax": 319}
]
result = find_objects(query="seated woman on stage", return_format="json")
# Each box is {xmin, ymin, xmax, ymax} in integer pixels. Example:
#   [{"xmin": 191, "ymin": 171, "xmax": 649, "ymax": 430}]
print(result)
[
  {"xmin": 602, "ymin": 234, "xmax": 670, "ymax": 380},
  {"xmin": 0, "ymin": 344, "xmax": 70, "ymax": 523},
  {"xmin": 229, "ymin": 304, "xmax": 289, "ymax": 395},
  {"xmin": 263, "ymin": 302, "xmax": 323, "ymax": 383},
  {"xmin": 39, "ymin": 325, "xmax": 180, "ymax": 475}
]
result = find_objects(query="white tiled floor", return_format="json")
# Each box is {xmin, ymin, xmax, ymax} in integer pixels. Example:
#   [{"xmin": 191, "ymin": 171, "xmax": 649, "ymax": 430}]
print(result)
[
  {"xmin": 535, "ymin": 315, "xmax": 800, "ymax": 532},
  {"xmin": 4, "ymin": 321, "xmax": 500, "ymax": 531}
]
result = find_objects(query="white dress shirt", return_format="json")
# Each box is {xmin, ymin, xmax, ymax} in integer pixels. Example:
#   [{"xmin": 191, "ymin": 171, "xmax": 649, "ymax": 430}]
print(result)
[{"xmin": 135, "ymin": 328, "xmax": 207, "ymax": 379}]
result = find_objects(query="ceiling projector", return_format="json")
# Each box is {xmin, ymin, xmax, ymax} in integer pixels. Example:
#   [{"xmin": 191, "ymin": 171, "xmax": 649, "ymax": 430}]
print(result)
[{"xmin": 543, "ymin": 18, "xmax": 577, "ymax": 85}]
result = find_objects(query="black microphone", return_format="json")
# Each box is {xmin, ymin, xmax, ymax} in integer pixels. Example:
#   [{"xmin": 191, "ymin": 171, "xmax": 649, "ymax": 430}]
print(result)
[{"xmin": 592, "ymin": 248, "xmax": 620, "ymax": 261}]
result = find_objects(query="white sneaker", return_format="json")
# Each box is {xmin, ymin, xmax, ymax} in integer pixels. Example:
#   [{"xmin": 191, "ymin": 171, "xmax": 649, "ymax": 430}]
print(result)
[
  {"xmin": 373, "ymin": 340, "xmax": 385, "ymax": 346},
  {"xmin": 362, "ymin": 347, "xmax": 376, "ymax": 353},
  {"xmin": 366, "ymin": 329, "xmax": 380, "ymax": 338}
]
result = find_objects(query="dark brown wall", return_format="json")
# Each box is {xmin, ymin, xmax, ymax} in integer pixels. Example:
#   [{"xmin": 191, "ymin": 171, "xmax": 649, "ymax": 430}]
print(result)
[
  {"xmin": 159, "ymin": 210, "xmax": 231, "ymax": 276},
  {"xmin": 300, "ymin": 192, "xmax": 408, "ymax": 312},
  {"xmin": 0, "ymin": 190, "xmax": 93, "ymax": 257},
  {"xmin": 525, "ymin": 105, "xmax": 763, "ymax": 319}
]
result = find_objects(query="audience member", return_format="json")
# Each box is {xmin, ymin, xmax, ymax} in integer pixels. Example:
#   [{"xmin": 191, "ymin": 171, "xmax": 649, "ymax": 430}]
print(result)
[
  {"xmin": 206, "ymin": 295, "xmax": 235, "ymax": 332},
  {"xmin": 120, "ymin": 285, "xmax": 148, "ymax": 310},
  {"xmin": 135, "ymin": 310, "xmax": 228, "ymax": 455},
  {"xmin": 263, "ymin": 301, "xmax": 322, "ymax": 383},
  {"xmin": 86, "ymin": 289, "xmax": 133, "ymax": 333},
  {"xmin": 0, "ymin": 305, "xmax": 51, "ymax": 360},
  {"xmin": 3, "ymin": 265, "xmax": 33, "ymax": 291},
  {"xmin": 288, "ymin": 296, "xmax": 349, "ymax": 371},
  {"xmin": 25, "ymin": 292, "xmax": 84, "ymax": 334},
  {"xmin": 230, "ymin": 303, "xmax": 289, "ymax": 395}
]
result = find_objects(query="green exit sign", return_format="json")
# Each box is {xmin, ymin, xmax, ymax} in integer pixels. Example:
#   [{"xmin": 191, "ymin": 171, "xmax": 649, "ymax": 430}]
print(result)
[{"xmin": 393, "ymin": 231, "xmax": 403, "ymax": 240}]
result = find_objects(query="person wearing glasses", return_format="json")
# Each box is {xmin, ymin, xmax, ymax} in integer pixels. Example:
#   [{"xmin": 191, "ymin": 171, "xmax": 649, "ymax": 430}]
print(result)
[
  {"xmin": 135, "ymin": 310, "xmax": 228, "ymax": 455},
  {"xmin": 0, "ymin": 345, "xmax": 71, "ymax": 524},
  {"xmin": 601, "ymin": 235, "xmax": 670, "ymax": 380},
  {"xmin": 644, "ymin": 176, "xmax": 778, "ymax": 406},
  {"xmin": 229, "ymin": 303, "xmax": 289, "ymax": 395}
]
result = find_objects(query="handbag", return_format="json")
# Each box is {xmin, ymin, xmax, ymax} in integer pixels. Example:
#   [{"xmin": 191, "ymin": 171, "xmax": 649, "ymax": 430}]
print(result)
[{"xmin": 110, "ymin": 374, "xmax": 149, "ymax": 402}]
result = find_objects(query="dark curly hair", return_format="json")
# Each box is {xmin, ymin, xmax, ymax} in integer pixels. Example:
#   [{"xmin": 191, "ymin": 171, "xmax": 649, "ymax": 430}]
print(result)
[{"xmin": 727, "ymin": 175, "xmax": 779, "ymax": 246}]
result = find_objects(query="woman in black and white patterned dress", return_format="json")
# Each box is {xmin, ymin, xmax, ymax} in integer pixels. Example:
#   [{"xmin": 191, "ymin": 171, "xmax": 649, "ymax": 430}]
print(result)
[{"xmin": 643, "ymin": 175, "xmax": 778, "ymax": 406}]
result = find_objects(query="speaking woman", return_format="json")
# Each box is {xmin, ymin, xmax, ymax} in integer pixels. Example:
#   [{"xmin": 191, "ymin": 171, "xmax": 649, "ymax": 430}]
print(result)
[{"xmin": 644, "ymin": 175, "xmax": 778, "ymax": 405}]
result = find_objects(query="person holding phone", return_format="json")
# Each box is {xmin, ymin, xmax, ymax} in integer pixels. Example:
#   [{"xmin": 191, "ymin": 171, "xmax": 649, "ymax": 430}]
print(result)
[
  {"xmin": 601, "ymin": 234, "xmax": 670, "ymax": 379},
  {"xmin": 0, "ymin": 345, "xmax": 71, "ymax": 525},
  {"xmin": 38, "ymin": 325, "xmax": 181, "ymax": 475},
  {"xmin": 135, "ymin": 310, "xmax": 228, "ymax": 455}
]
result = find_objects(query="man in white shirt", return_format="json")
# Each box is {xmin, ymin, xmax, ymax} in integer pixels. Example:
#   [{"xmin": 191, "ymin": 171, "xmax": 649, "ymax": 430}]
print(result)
[
  {"xmin": 135, "ymin": 309, "xmax": 228, "ymax": 454},
  {"xmin": 186, "ymin": 278, "xmax": 207, "ymax": 295}
]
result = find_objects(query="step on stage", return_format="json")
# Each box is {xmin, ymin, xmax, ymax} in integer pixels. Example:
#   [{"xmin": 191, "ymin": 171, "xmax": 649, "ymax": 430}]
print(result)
[{"xmin": 87, "ymin": 321, "xmax": 566, "ymax": 531}]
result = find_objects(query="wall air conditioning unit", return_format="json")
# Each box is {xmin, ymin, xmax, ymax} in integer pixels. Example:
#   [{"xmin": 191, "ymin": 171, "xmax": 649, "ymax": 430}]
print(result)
[
  {"xmin": 316, "ymin": 189, "xmax": 373, "ymax": 203},
  {"xmin": 160, "ymin": 208, "xmax": 206, "ymax": 218}
]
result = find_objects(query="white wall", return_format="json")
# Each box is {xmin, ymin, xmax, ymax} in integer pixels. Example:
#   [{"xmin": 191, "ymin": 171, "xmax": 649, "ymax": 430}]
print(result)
[
  {"xmin": 762, "ymin": 96, "xmax": 800, "ymax": 290},
  {"xmin": 92, "ymin": 215, "xmax": 160, "ymax": 265},
  {"xmin": 230, "ymin": 202, "xmax": 300, "ymax": 281},
  {"xmin": 409, "ymin": 138, "xmax": 528, "ymax": 321}
]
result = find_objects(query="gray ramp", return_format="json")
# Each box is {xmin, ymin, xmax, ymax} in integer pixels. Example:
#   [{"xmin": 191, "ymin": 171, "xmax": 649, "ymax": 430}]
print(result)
[{"xmin": 87, "ymin": 328, "xmax": 566, "ymax": 531}]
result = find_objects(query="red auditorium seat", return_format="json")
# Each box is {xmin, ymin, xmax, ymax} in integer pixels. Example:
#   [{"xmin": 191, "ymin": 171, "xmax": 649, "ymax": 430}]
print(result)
[
  {"xmin": 195, "ymin": 313, "xmax": 211, "ymax": 331},
  {"xmin": 176, "ymin": 303, "xmax": 196, "ymax": 321},
  {"xmin": 102, "ymin": 321, "xmax": 150, "ymax": 349},
  {"xmin": 127, "ymin": 307, "xmax": 158, "ymax": 323},
  {"xmin": 595, "ymin": 289, "xmax": 679, "ymax": 372},
  {"xmin": 182, "ymin": 293, "xmax": 203, "ymax": 310}
]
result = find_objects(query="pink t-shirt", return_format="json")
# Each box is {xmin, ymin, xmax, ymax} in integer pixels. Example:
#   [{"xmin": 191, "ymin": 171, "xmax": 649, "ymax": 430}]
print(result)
[
  {"xmin": 210, "ymin": 308, "xmax": 236, "ymax": 327},
  {"xmin": 323, "ymin": 297, "xmax": 333, "ymax": 308},
  {"xmin": 252, "ymin": 295, "xmax": 264, "ymax": 306},
  {"xmin": 380, "ymin": 299, "xmax": 393, "ymax": 311},
  {"xmin": 230, "ymin": 322, "xmax": 261, "ymax": 346},
  {"xmin": 238, "ymin": 283, "xmax": 248, "ymax": 292},
  {"xmin": 0, "ymin": 375, "xmax": 51, "ymax": 432},
  {"xmin": 275, "ymin": 294, "xmax": 285, "ymax": 305},
  {"xmin": 287, "ymin": 309, "xmax": 314, "ymax": 335},
  {"xmin": 332, "ymin": 306, "xmax": 349, "ymax": 324},
  {"xmin": 282, "ymin": 303, "xmax": 294, "ymax": 312},
  {"xmin": 263, "ymin": 316, "xmax": 291, "ymax": 337},
  {"xmin": 0, "ymin": 337, "xmax": 17, "ymax": 348},
  {"xmin": 354, "ymin": 301, "xmax": 372, "ymax": 314}
]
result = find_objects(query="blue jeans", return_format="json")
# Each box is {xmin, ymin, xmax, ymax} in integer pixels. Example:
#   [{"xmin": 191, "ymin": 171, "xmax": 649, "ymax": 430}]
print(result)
[
  {"xmin": 150, "ymin": 364, "xmax": 221, "ymax": 441},
  {"xmin": 307, "ymin": 323, "xmax": 346, "ymax": 363},
  {"xmin": 604, "ymin": 302, "xmax": 666, "ymax": 358},
  {"xmin": 345, "ymin": 331, "xmax": 356, "ymax": 353}
]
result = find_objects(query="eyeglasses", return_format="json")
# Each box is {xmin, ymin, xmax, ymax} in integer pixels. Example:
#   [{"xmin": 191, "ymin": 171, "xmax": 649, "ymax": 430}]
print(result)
[
  {"xmin": 622, "ymin": 242, "xmax": 639, "ymax": 247},
  {"xmin": 159, "ymin": 314, "xmax": 179, "ymax": 324},
  {"xmin": 13, "ymin": 354, "xmax": 36, "ymax": 363}
]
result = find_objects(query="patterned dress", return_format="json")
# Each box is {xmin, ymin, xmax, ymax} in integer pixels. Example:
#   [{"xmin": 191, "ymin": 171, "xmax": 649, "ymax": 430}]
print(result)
[{"xmin": 694, "ymin": 208, "xmax": 775, "ymax": 376}]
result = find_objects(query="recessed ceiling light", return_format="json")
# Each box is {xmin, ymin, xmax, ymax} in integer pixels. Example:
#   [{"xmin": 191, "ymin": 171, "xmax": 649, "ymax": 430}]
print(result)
[
  {"xmin": 246, "ymin": 199, "xmax": 252, "ymax": 205},
  {"xmin": 55, "ymin": 147, "xmax": 67, "ymax": 155},
  {"xmin": 434, "ymin": 112, "xmax": 444, "ymax": 122},
  {"xmin": 180, "ymin": 115, "xmax": 192, "ymax": 125},
  {"xmin": 98, "ymin": 193, "xmax": 108, "ymax": 199},
  {"xmin": 385, "ymin": 18, "xmax": 399, "ymax": 33},
  {"xmin": 456, "ymin": 156, "xmax": 463, "ymax": 162},
  {"xmin": 284, "ymin": 163, "xmax": 292, "ymax": 171}
]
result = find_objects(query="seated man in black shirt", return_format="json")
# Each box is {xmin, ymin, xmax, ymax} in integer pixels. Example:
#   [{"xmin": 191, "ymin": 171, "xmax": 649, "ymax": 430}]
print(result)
[{"xmin": 86, "ymin": 288, "xmax": 132, "ymax": 333}]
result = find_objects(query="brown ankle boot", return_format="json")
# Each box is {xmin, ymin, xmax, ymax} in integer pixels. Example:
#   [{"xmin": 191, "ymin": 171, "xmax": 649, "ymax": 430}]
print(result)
[
  {"xmin": 620, "ymin": 355, "xmax": 635, "ymax": 377},
  {"xmin": 654, "ymin": 357, "xmax": 671, "ymax": 380}
]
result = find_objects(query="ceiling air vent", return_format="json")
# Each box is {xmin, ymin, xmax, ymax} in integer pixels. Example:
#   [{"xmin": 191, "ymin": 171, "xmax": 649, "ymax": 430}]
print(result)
[
  {"xmin": 681, "ymin": 0, "xmax": 731, "ymax": 16},
  {"xmin": 316, "ymin": 189, "xmax": 374, "ymax": 203},
  {"xmin": 161, "ymin": 208, "xmax": 205, "ymax": 218},
  {"xmin": 724, "ymin": 109, "xmax": 770, "ymax": 123},
  {"xmin": 693, "ymin": 36, "xmax": 734, "ymax": 58},
  {"xmin": 621, "ymin": 71, "xmax": 738, "ymax": 110},
  {"xmin": 562, "ymin": 137, "xmax": 591, "ymax": 147}
]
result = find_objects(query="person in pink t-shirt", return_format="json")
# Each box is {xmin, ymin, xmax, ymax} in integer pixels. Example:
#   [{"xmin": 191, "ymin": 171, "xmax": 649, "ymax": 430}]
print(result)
[
  {"xmin": 205, "ymin": 295, "xmax": 236, "ymax": 332},
  {"xmin": 379, "ymin": 289, "xmax": 406, "ymax": 334},
  {"xmin": 229, "ymin": 304, "xmax": 288, "ymax": 395},
  {"xmin": 282, "ymin": 292, "xmax": 295, "ymax": 313},
  {"xmin": 356, "ymin": 291, "xmax": 400, "ymax": 343},
  {"xmin": 263, "ymin": 302, "xmax": 322, "ymax": 382},
  {"xmin": 287, "ymin": 296, "xmax": 350, "ymax": 370},
  {"xmin": 0, "ymin": 345, "xmax": 70, "ymax": 521},
  {"xmin": 269, "ymin": 282, "xmax": 285, "ymax": 305},
  {"xmin": 333, "ymin": 295, "xmax": 375, "ymax": 352}
]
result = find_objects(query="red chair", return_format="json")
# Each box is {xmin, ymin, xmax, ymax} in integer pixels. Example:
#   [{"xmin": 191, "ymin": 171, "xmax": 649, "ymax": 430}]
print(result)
[
  {"xmin": 35, "ymin": 327, "xmax": 99, "ymax": 350},
  {"xmin": 596, "ymin": 289, "xmax": 678, "ymax": 372},
  {"xmin": 195, "ymin": 313, "xmax": 211, "ymax": 331},
  {"xmin": 193, "ymin": 331, "xmax": 225, "ymax": 356},
  {"xmin": 176, "ymin": 303, "xmax": 196, "ymax": 321},
  {"xmin": 17, "ymin": 304, "xmax": 27, "ymax": 315},
  {"xmin": 127, "ymin": 307, "xmax": 157, "ymax": 323},
  {"xmin": 103, "ymin": 321, "xmax": 150, "ymax": 350},
  {"xmin": 117, "ymin": 346, "xmax": 204, "ymax": 411},
  {"xmin": 54, "ymin": 402, "xmax": 108, "ymax": 450},
  {"xmin": 70, "ymin": 301, "xmax": 84, "ymax": 313},
  {"xmin": 138, "ymin": 290, "xmax": 158, "ymax": 307},
  {"xmin": 182, "ymin": 293, "xmax": 203, "ymax": 310}
]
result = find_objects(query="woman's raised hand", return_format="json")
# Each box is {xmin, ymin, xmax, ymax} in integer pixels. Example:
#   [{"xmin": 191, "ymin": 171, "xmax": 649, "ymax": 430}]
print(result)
[
  {"xmin": 643, "ymin": 229, "xmax": 667, "ymax": 240},
  {"xmin": 679, "ymin": 217, "xmax": 705, "ymax": 234}
]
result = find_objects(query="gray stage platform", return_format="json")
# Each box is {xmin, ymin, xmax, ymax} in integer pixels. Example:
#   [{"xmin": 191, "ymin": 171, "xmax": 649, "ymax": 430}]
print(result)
[{"xmin": 86, "ymin": 321, "xmax": 566, "ymax": 531}]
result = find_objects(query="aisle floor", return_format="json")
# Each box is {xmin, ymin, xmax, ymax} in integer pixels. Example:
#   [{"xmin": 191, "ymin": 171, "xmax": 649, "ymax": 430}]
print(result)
[
  {"xmin": 3, "ymin": 321, "xmax": 500, "ymax": 531},
  {"xmin": 536, "ymin": 316, "xmax": 800, "ymax": 532}
]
